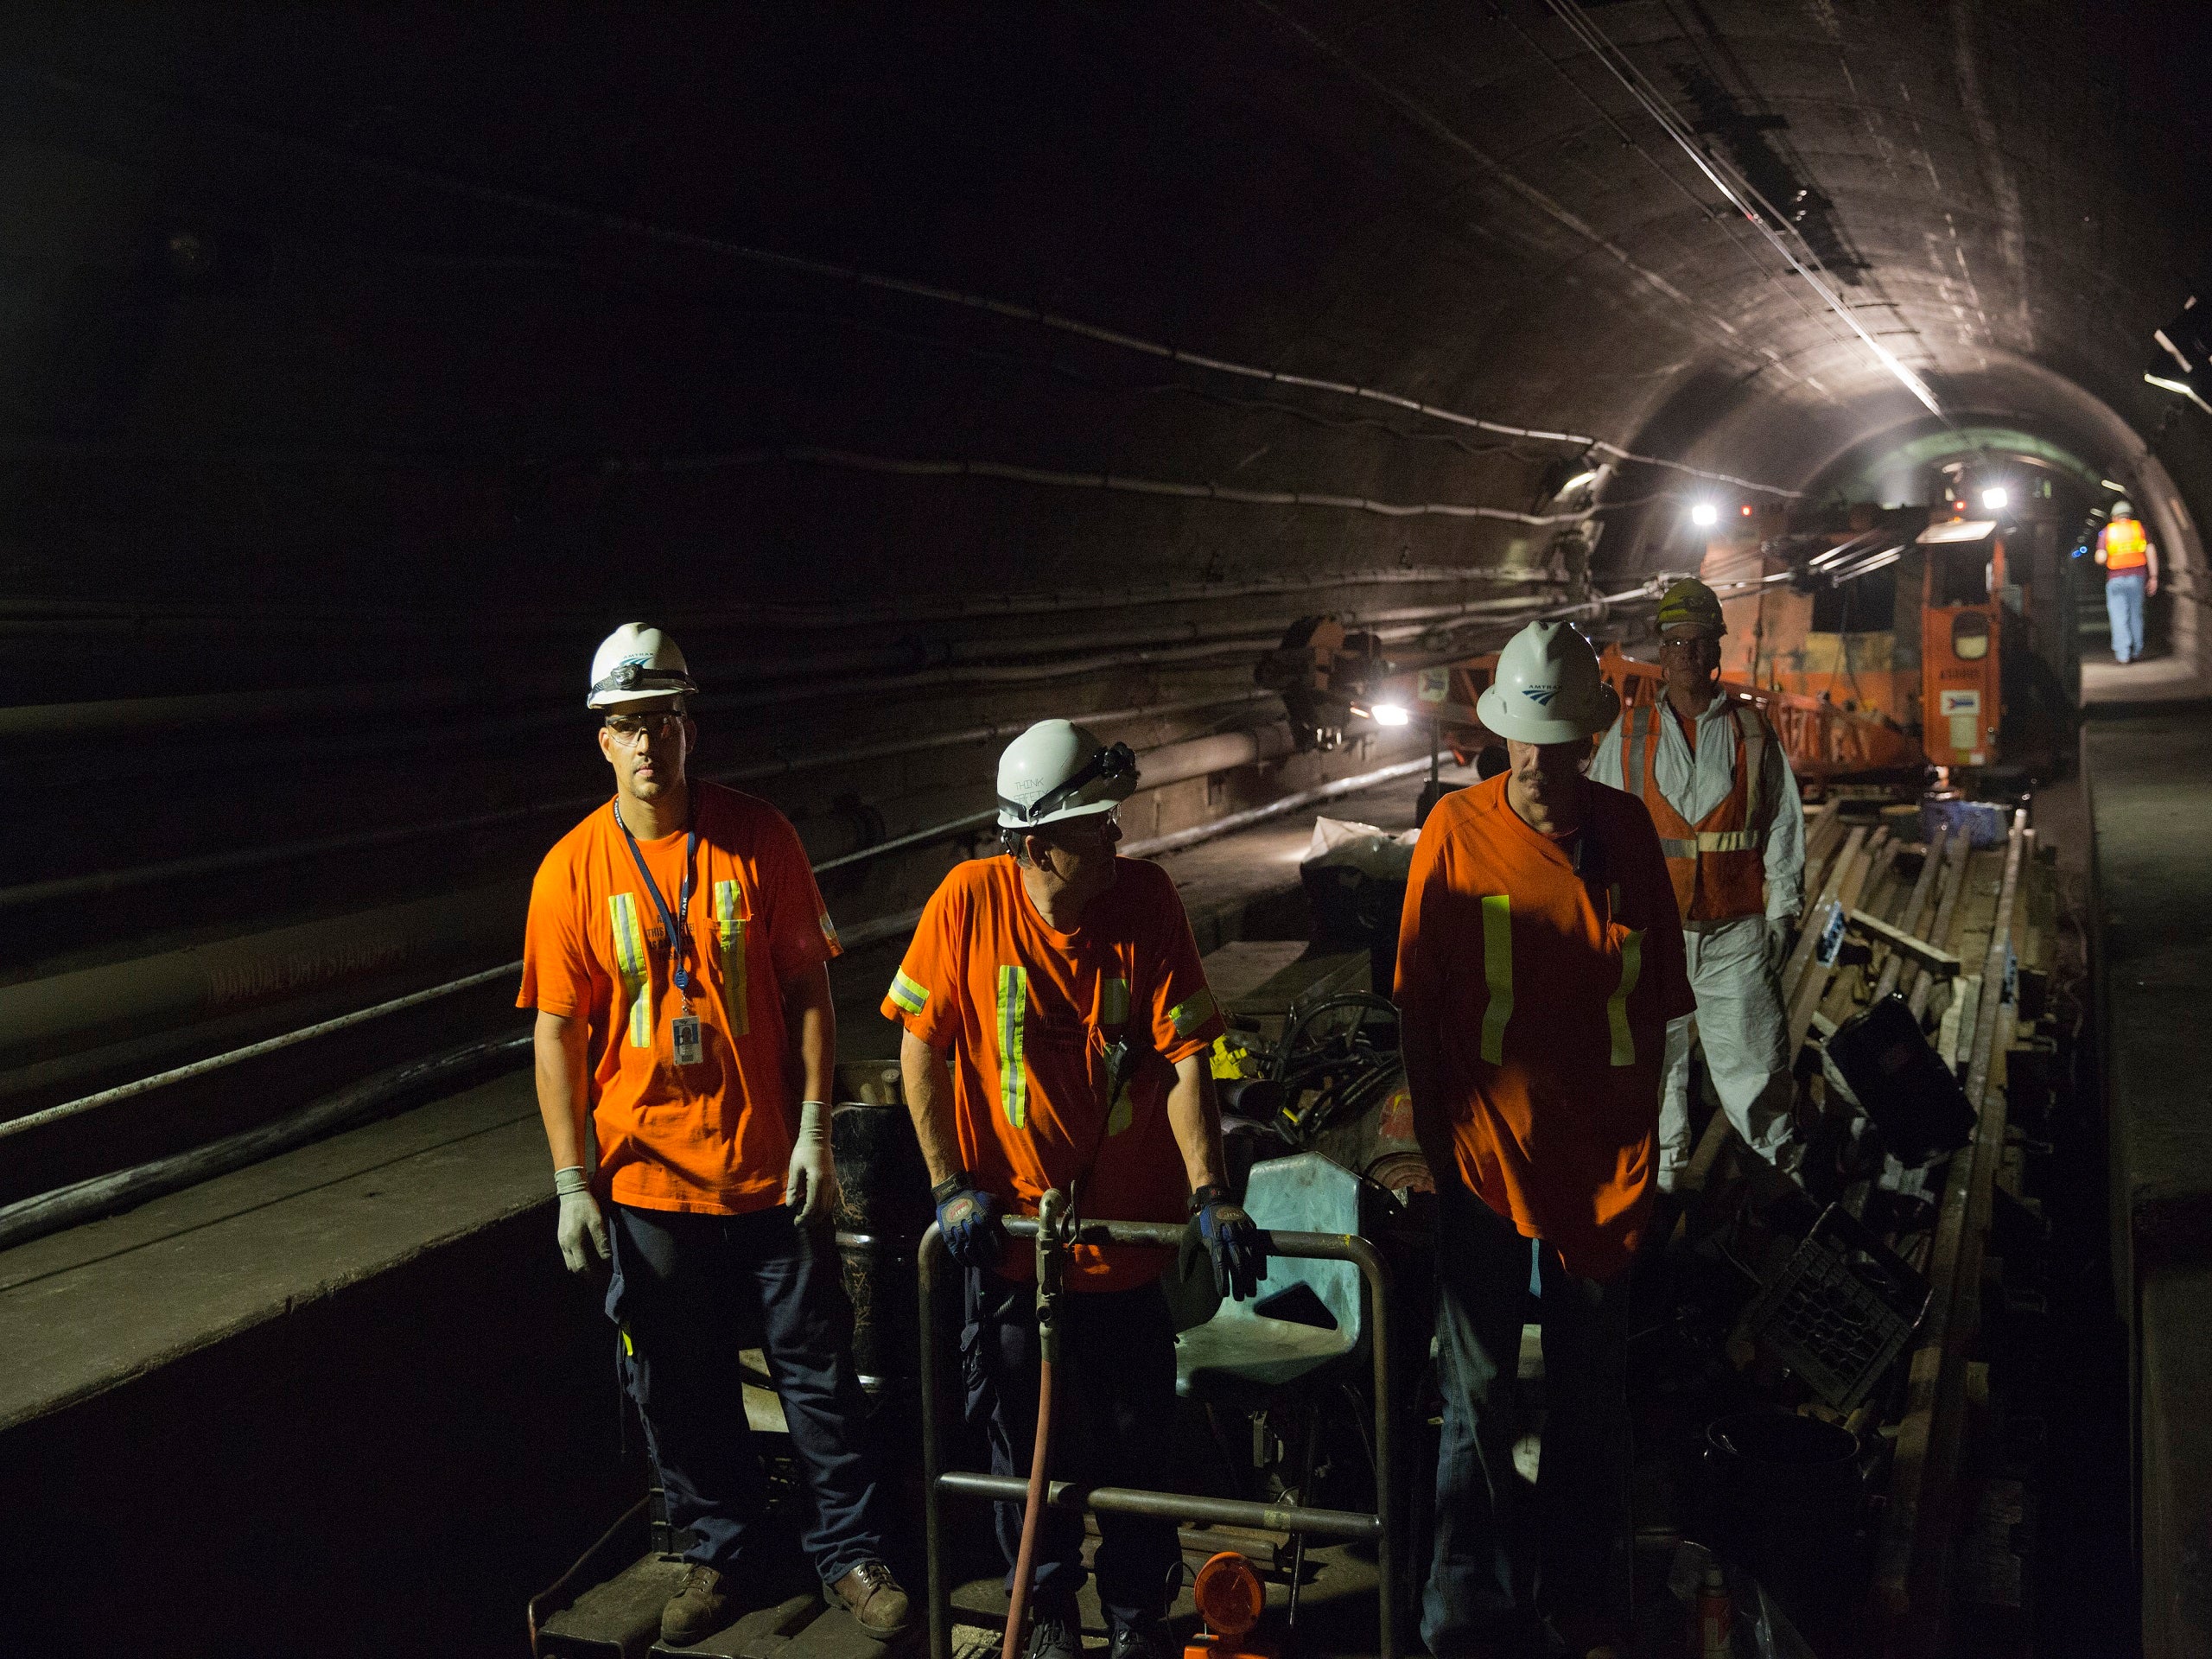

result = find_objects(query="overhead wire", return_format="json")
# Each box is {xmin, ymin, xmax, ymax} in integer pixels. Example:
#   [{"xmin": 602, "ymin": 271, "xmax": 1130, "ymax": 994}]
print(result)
[
  {"xmin": 1541, "ymin": 0, "xmax": 1945, "ymax": 417},
  {"xmin": 1491, "ymin": 3, "xmax": 1855, "ymax": 381},
  {"xmin": 20, "ymin": 58, "xmax": 1805, "ymax": 500}
]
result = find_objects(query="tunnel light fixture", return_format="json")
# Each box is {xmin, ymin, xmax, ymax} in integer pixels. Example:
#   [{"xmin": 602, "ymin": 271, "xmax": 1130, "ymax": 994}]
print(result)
[
  {"xmin": 1980, "ymin": 486, "xmax": 2009, "ymax": 510},
  {"xmin": 1370, "ymin": 702, "xmax": 1411, "ymax": 727},
  {"xmin": 1691, "ymin": 502, "xmax": 1720, "ymax": 527},
  {"xmin": 2101, "ymin": 479, "xmax": 2128, "ymax": 493},
  {"xmin": 1558, "ymin": 468, "xmax": 1599, "ymax": 494},
  {"xmin": 1544, "ymin": 0, "xmax": 1942, "ymax": 418},
  {"xmin": 2145, "ymin": 371, "xmax": 2212, "ymax": 416}
]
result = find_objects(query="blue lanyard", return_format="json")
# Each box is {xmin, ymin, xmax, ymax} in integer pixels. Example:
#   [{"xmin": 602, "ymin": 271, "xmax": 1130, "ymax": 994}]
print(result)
[{"xmin": 613, "ymin": 800, "xmax": 698, "ymax": 998}]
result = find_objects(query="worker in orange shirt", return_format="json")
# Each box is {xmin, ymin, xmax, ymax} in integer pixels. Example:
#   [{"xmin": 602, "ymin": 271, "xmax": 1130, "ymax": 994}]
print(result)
[
  {"xmin": 1397, "ymin": 622, "xmax": 1695, "ymax": 1659},
  {"xmin": 521, "ymin": 625, "xmax": 909, "ymax": 1649},
  {"xmin": 2095, "ymin": 499, "xmax": 2158, "ymax": 664},
  {"xmin": 886, "ymin": 720, "xmax": 1264, "ymax": 1659}
]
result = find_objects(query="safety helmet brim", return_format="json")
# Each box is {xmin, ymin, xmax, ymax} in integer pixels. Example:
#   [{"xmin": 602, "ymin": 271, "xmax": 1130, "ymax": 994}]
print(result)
[{"xmin": 1476, "ymin": 678, "xmax": 1620, "ymax": 745}]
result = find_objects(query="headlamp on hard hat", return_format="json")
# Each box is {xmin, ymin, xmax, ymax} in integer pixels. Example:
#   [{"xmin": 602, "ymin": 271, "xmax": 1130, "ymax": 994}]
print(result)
[{"xmin": 1008, "ymin": 742, "xmax": 1139, "ymax": 825}]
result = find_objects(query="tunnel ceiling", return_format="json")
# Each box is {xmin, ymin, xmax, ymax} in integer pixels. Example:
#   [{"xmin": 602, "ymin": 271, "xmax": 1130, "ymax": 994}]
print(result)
[{"xmin": 0, "ymin": 1, "xmax": 2209, "ymax": 609}]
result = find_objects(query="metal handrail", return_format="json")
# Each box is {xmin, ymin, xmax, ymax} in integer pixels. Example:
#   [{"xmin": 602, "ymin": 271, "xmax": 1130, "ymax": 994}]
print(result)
[{"xmin": 917, "ymin": 1216, "xmax": 1397, "ymax": 1659}]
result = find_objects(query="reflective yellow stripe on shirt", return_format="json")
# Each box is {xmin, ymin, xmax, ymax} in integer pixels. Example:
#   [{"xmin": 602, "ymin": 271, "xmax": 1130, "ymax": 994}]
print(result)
[
  {"xmin": 1167, "ymin": 988, "xmax": 1217, "ymax": 1039},
  {"xmin": 608, "ymin": 892, "xmax": 652, "ymax": 1048},
  {"xmin": 1697, "ymin": 830, "xmax": 1760, "ymax": 853},
  {"xmin": 1608, "ymin": 929, "xmax": 1644, "ymax": 1066},
  {"xmin": 1479, "ymin": 894, "xmax": 1513, "ymax": 1064},
  {"xmin": 714, "ymin": 880, "xmax": 748, "ymax": 1037},
  {"xmin": 996, "ymin": 966, "xmax": 1029, "ymax": 1128},
  {"xmin": 1102, "ymin": 976, "xmax": 1130, "ymax": 1027},
  {"xmin": 888, "ymin": 969, "xmax": 929, "ymax": 1017}
]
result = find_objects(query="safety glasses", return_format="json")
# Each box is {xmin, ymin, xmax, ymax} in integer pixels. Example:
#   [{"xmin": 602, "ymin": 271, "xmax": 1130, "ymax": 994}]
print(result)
[{"xmin": 602, "ymin": 711, "xmax": 686, "ymax": 744}]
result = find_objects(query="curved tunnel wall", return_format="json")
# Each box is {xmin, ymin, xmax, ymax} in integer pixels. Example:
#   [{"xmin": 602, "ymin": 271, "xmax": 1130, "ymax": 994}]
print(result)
[{"xmin": 4, "ymin": 0, "xmax": 2212, "ymax": 1034}]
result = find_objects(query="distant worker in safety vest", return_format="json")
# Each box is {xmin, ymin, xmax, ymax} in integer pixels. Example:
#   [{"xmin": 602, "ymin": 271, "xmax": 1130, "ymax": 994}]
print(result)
[
  {"xmin": 1592, "ymin": 578, "xmax": 1807, "ymax": 1190},
  {"xmin": 887, "ymin": 721, "xmax": 1265, "ymax": 1659},
  {"xmin": 2096, "ymin": 499, "xmax": 2159, "ymax": 665},
  {"xmin": 520, "ymin": 625, "xmax": 910, "ymax": 1648},
  {"xmin": 1398, "ymin": 622, "xmax": 1694, "ymax": 1659}
]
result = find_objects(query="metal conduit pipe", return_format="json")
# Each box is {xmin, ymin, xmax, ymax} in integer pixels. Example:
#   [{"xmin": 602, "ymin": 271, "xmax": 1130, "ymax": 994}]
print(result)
[
  {"xmin": 9, "ymin": 739, "xmax": 1452, "ymax": 1135},
  {"xmin": 0, "ymin": 565, "xmax": 1560, "ymax": 634},
  {"xmin": 0, "ymin": 590, "xmax": 1565, "ymax": 741},
  {"xmin": 0, "ymin": 723, "xmax": 1298, "ymax": 1064},
  {"xmin": 0, "ymin": 1033, "xmax": 531, "ymax": 1256},
  {"xmin": 0, "ymin": 690, "xmax": 1280, "ymax": 913},
  {"xmin": 0, "ymin": 880, "xmax": 528, "ymax": 1069}
]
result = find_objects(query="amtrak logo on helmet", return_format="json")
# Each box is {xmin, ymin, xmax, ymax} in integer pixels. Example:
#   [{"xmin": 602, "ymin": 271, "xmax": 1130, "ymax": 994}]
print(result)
[{"xmin": 1523, "ymin": 683, "xmax": 1559, "ymax": 707}]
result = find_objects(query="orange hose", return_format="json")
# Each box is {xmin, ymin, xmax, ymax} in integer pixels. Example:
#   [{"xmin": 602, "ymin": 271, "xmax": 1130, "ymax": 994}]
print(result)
[{"xmin": 1001, "ymin": 1353, "xmax": 1057, "ymax": 1659}]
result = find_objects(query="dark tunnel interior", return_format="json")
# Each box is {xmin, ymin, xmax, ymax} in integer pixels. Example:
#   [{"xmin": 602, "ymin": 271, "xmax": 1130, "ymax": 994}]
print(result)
[{"xmin": 3, "ymin": 3, "xmax": 2210, "ymax": 1656}]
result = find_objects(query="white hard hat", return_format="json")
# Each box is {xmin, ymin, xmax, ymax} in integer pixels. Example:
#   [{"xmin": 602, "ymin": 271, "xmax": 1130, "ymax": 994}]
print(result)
[
  {"xmin": 2112, "ymin": 499, "xmax": 2134, "ymax": 518},
  {"xmin": 995, "ymin": 720, "xmax": 1140, "ymax": 830},
  {"xmin": 1475, "ymin": 620, "xmax": 1620, "ymax": 744},
  {"xmin": 588, "ymin": 623, "xmax": 698, "ymax": 710}
]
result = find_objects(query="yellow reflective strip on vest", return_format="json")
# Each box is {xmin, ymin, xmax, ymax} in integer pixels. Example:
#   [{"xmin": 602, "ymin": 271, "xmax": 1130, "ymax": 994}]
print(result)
[
  {"xmin": 715, "ymin": 880, "xmax": 749, "ymax": 1038},
  {"xmin": 1608, "ymin": 929, "xmax": 1644, "ymax": 1066},
  {"xmin": 1736, "ymin": 704, "xmax": 1767, "ymax": 825},
  {"xmin": 1480, "ymin": 894, "xmax": 1513, "ymax": 1064},
  {"xmin": 1657, "ymin": 836, "xmax": 1698, "ymax": 859},
  {"xmin": 888, "ymin": 969, "xmax": 929, "ymax": 1017},
  {"xmin": 996, "ymin": 966, "xmax": 1029, "ymax": 1129},
  {"xmin": 1697, "ymin": 830, "xmax": 1760, "ymax": 852},
  {"xmin": 608, "ymin": 892, "xmax": 652, "ymax": 1048},
  {"xmin": 1103, "ymin": 976, "xmax": 1130, "ymax": 1027},
  {"xmin": 1168, "ymin": 987, "xmax": 1217, "ymax": 1039}
]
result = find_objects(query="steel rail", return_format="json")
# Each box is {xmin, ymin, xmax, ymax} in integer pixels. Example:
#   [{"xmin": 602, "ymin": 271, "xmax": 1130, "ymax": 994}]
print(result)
[{"xmin": 918, "ymin": 1217, "xmax": 1397, "ymax": 1659}]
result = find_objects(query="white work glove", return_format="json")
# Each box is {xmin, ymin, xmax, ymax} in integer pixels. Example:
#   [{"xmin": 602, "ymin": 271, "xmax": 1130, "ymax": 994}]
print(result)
[
  {"xmin": 785, "ymin": 1100, "xmax": 838, "ymax": 1227},
  {"xmin": 554, "ymin": 1165, "xmax": 610, "ymax": 1274},
  {"xmin": 1764, "ymin": 916, "xmax": 1790, "ymax": 974}
]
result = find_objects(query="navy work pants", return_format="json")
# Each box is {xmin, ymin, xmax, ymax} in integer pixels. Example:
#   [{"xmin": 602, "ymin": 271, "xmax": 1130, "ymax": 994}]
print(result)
[
  {"xmin": 608, "ymin": 1202, "xmax": 886, "ymax": 1585},
  {"xmin": 1423, "ymin": 1179, "xmax": 1634, "ymax": 1655},
  {"xmin": 963, "ymin": 1269, "xmax": 1181, "ymax": 1629}
]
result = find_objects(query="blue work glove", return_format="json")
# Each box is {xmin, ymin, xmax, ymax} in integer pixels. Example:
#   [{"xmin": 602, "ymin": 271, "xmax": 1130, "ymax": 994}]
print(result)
[
  {"xmin": 1192, "ymin": 1184, "xmax": 1267, "ymax": 1302},
  {"xmin": 932, "ymin": 1173, "xmax": 1007, "ymax": 1271}
]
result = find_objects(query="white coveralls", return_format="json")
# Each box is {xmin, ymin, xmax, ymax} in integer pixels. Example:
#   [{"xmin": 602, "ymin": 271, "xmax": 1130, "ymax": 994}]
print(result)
[{"xmin": 1592, "ymin": 698, "xmax": 1805, "ymax": 1185}]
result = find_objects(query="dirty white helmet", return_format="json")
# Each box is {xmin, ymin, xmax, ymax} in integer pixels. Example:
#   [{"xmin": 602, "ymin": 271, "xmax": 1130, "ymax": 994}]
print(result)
[
  {"xmin": 1476, "ymin": 620, "xmax": 1620, "ymax": 744},
  {"xmin": 588, "ymin": 623, "xmax": 698, "ymax": 710},
  {"xmin": 2111, "ymin": 499, "xmax": 2134, "ymax": 518},
  {"xmin": 995, "ymin": 720, "xmax": 1140, "ymax": 829}
]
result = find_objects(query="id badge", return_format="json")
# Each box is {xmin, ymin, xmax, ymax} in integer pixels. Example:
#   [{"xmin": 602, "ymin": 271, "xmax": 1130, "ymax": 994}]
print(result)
[{"xmin": 671, "ymin": 1014, "xmax": 704, "ymax": 1068}]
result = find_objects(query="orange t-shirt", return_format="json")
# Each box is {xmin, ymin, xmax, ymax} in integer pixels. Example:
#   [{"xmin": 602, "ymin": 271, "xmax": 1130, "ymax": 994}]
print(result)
[
  {"xmin": 519, "ymin": 783, "xmax": 842, "ymax": 1216},
  {"xmin": 883, "ymin": 855, "xmax": 1225, "ymax": 1291},
  {"xmin": 1394, "ymin": 775, "xmax": 1694, "ymax": 1281}
]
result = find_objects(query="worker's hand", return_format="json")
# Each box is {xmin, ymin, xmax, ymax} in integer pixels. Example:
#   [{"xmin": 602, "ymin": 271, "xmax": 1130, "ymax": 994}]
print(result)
[
  {"xmin": 1764, "ymin": 916, "xmax": 1790, "ymax": 975},
  {"xmin": 933, "ymin": 1174, "xmax": 1007, "ymax": 1270},
  {"xmin": 785, "ymin": 1101, "xmax": 839, "ymax": 1227},
  {"xmin": 554, "ymin": 1166, "xmax": 611, "ymax": 1274},
  {"xmin": 1193, "ymin": 1185, "xmax": 1268, "ymax": 1302},
  {"xmin": 2148, "ymin": 573, "xmax": 2159, "ymax": 596}
]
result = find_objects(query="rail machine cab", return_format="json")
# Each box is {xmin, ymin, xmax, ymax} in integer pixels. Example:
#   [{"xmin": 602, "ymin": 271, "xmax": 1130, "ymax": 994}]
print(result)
[{"xmin": 1915, "ymin": 516, "xmax": 2005, "ymax": 769}]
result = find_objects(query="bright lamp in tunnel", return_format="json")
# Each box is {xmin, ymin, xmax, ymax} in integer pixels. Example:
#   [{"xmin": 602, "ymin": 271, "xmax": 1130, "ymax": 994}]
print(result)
[
  {"xmin": 1690, "ymin": 502, "xmax": 1719, "ymax": 527},
  {"xmin": 1981, "ymin": 486, "xmax": 2008, "ymax": 510},
  {"xmin": 1371, "ymin": 702, "xmax": 1410, "ymax": 726}
]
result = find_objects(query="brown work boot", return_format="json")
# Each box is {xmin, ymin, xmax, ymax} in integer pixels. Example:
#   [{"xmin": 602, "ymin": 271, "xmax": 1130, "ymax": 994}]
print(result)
[
  {"xmin": 826, "ymin": 1560, "xmax": 912, "ymax": 1639},
  {"xmin": 661, "ymin": 1562, "xmax": 737, "ymax": 1646}
]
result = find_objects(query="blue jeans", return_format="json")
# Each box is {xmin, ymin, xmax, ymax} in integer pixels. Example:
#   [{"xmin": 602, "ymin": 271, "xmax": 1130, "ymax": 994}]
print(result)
[
  {"xmin": 608, "ymin": 1203, "xmax": 886, "ymax": 1583},
  {"xmin": 1423, "ymin": 1180, "xmax": 1634, "ymax": 1654},
  {"xmin": 2107, "ymin": 569, "xmax": 2147, "ymax": 663},
  {"xmin": 962, "ymin": 1269, "xmax": 1182, "ymax": 1629}
]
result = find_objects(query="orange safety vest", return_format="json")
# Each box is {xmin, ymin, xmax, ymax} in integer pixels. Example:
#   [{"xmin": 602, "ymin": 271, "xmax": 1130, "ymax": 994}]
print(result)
[
  {"xmin": 2103, "ymin": 518, "xmax": 2148, "ymax": 570},
  {"xmin": 1618, "ymin": 700, "xmax": 1771, "ymax": 923}
]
